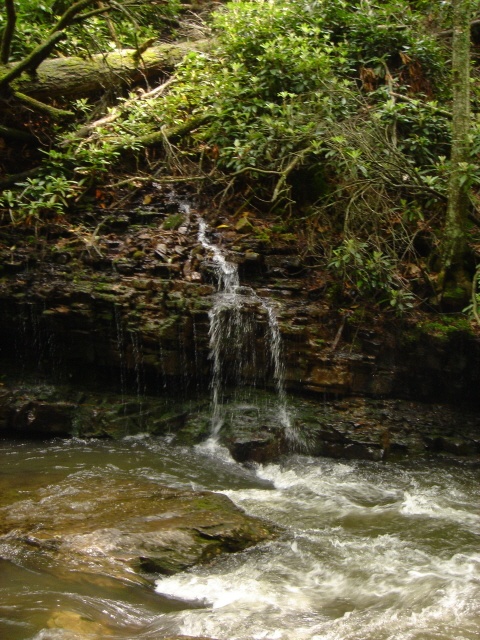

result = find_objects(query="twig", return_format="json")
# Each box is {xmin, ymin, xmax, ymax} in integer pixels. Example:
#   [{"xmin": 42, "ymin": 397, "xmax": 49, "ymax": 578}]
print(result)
[
  {"xmin": 272, "ymin": 150, "xmax": 309, "ymax": 202},
  {"xmin": 134, "ymin": 114, "xmax": 211, "ymax": 149},
  {"xmin": 49, "ymin": 0, "xmax": 98, "ymax": 35},
  {"xmin": 105, "ymin": 174, "xmax": 208, "ymax": 188},
  {"xmin": 74, "ymin": 77, "xmax": 176, "ymax": 140},
  {"xmin": 97, "ymin": 0, "xmax": 120, "ymax": 48},
  {"xmin": 331, "ymin": 314, "xmax": 349, "ymax": 351}
]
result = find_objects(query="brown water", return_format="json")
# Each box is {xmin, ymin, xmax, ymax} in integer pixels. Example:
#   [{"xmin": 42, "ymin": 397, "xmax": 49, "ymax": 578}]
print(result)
[{"xmin": 0, "ymin": 436, "xmax": 479, "ymax": 640}]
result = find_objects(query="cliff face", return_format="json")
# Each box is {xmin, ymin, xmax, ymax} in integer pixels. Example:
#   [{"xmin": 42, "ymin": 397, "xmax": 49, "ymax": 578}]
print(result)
[
  {"xmin": 0, "ymin": 199, "xmax": 480, "ymax": 460},
  {"xmin": 1, "ymin": 203, "xmax": 479, "ymax": 402}
]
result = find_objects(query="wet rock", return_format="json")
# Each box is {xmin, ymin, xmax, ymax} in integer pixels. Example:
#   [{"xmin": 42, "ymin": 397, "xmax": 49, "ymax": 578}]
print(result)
[
  {"xmin": 47, "ymin": 610, "xmax": 113, "ymax": 637},
  {"xmin": 429, "ymin": 436, "xmax": 477, "ymax": 456},
  {"xmin": 7, "ymin": 399, "xmax": 75, "ymax": 437},
  {"xmin": 0, "ymin": 388, "xmax": 14, "ymax": 429},
  {"xmin": 229, "ymin": 431, "xmax": 285, "ymax": 464},
  {"xmin": 163, "ymin": 637, "xmax": 218, "ymax": 640},
  {"xmin": 0, "ymin": 476, "xmax": 276, "ymax": 585},
  {"xmin": 265, "ymin": 255, "xmax": 304, "ymax": 275}
]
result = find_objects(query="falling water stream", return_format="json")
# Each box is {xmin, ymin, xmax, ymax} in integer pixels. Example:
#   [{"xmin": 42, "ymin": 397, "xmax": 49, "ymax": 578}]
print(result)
[
  {"xmin": 0, "ymin": 437, "xmax": 478, "ymax": 640},
  {"xmin": 198, "ymin": 218, "xmax": 292, "ymax": 439}
]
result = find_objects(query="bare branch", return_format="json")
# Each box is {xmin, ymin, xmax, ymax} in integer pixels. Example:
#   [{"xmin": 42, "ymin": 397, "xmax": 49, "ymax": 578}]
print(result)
[
  {"xmin": 0, "ymin": 123, "xmax": 35, "ymax": 142},
  {"xmin": 390, "ymin": 92, "xmax": 451, "ymax": 118},
  {"xmin": 73, "ymin": 76, "xmax": 176, "ymax": 141},
  {"xmin": 436, "ymin": 17, "xmax": 480, "ymax": 37},
  {"xmin": 471, "ymin": 264, "xmax": 480, "ymax": 326}
]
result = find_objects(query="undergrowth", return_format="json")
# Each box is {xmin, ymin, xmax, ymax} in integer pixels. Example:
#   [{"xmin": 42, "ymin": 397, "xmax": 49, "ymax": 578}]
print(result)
[{"xmin": 2, "ymin": 0, "xmax": 480, "ymax": 315}]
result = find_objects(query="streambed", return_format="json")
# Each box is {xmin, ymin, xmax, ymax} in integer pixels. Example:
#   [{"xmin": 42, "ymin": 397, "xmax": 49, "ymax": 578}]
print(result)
[{"xmin": 0, "ymin": 435, "xmax": 479, "ymax": 640}]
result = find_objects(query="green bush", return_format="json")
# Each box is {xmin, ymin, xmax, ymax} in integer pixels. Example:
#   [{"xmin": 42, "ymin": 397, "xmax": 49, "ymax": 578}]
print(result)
[
  {"xmin": 0, "ymin": 0, "xmax": 461, "ymax": 314},
  {"xmin": 0, "ymin": 0, "xmax": 181, "ymax": 61}
]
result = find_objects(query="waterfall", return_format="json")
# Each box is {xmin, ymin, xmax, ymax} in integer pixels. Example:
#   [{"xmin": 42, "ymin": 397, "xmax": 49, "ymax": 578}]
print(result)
[{"xmin": 198, "ymin": 218, "xmax": 293, "ymax": 440}]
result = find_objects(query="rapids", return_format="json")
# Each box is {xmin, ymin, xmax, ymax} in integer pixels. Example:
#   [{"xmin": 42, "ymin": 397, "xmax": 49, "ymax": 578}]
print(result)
[{"xmin": 0, "ymin": 436, "xmax": 479, "ymax": 640}]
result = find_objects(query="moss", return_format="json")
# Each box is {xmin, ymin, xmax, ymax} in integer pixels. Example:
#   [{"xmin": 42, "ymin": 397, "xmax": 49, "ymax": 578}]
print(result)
[
  {"xmin": 163, "ymin": 213, "xmax": 184, "ymax": 230},
  {"xmin": 254, "ymin": 229, "xmax": 271, "ymax": 243},
  {"xmin": 442, "ymin": 285, "xmax": 470, "ymax": 307},
  {"xmin": 416, "ymin": 315, "xmax": 474, "ymax": 341},
  {"xmin": 279, "ymin": 233, "xmax": 297, "ymax": 242}
]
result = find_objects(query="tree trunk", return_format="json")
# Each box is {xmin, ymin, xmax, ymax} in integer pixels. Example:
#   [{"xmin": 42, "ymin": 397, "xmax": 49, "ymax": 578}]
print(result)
[
  {"xmin": 1, "ymin": 40, "xmax": 208, "ymax": 101},
  {"xmin": 440, "ymin": 0, "xmax": 472, "ymax": 306}
]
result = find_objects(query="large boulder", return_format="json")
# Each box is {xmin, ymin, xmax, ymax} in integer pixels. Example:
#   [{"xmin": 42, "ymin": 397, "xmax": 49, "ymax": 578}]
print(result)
[{"xmin": 0, "ymin": 474, "xmax": 276, "ymax": 585}]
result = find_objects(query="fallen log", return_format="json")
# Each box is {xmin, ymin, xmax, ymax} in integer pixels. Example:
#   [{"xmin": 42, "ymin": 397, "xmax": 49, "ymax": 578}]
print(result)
[{"xmin": 2, "ymin": 40, "xmax": 209, "ymax": 101}]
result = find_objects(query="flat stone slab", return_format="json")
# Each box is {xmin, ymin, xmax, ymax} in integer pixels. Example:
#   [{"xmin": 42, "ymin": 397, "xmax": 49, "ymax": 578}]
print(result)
[{"xmin": 0, "ymin": 473, "xmax": 275, "ymax": 585}]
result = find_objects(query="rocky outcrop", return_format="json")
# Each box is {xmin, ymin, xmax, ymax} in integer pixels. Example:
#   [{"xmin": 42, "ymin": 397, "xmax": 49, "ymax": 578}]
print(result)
[
  {"xmin": 0, "ymin": 199, "xmax": 480, "ymax": 460},
  {"xmin": 1, "ymin": 383, "xmax": 479, "ymax": 465},
  {"xmin": 0, "ymin": 472, "xmax": 275, "ymax": 585}
]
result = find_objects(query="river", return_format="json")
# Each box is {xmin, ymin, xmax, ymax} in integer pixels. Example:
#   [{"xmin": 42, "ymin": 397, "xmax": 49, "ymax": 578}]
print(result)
[{"xmin": 0, "ymin": 436, "xmax": 479, "ymax": 640}]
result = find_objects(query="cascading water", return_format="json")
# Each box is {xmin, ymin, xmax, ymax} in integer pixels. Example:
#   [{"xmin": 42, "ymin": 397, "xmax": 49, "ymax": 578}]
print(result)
[
  {"xmin": 2, "ymin": 439, "xmax": 478, "ymax": 640},
  {"xmin": 198, "ymin": 218, "xmax": 293, "ymax": 440}
]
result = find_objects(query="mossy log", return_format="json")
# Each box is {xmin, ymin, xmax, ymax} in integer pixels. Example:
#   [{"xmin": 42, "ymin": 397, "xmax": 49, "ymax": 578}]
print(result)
[{"xmin": 1, "ymin": 40, "xmax": 209, "ymax": 101}]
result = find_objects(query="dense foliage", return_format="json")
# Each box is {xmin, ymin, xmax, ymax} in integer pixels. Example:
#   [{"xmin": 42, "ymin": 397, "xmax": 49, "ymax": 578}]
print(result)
[
  {"xmin": 1, "ymin": 0, "xmax": 480, "ymax": 312},
  {"xmin": 0, "ymin": 0, "xmax": 181, "ymax": 59}
]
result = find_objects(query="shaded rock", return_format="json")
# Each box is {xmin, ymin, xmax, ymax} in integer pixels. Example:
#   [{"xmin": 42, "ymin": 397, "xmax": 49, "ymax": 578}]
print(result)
[
  {"xmin": 163, "ymin": 214, "xmax": 185, "ymax": 230},
  {"xmin": 1, "ymin": 204, "xmax": 480, "ymax": 466},
  {"xmin": 8, "ymin": 399, "xmax": 75, "ymax": 437},
  {"xmin": 1, "ymin": 382, "xmax": 480, "ymax": 464},
  {"xmin": 229, "ymin": 431, "xmax": 285, "ymax": 464},
  {"xmin": 427, "ymin": 436, "xmax": 477, "ymax": 456}
]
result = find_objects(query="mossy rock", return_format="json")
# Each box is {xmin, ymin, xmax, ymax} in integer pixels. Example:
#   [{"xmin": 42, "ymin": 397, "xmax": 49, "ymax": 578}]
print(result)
[{"xmin": 1, "ymin": 476, "xmax": 276, "ymax": 583}]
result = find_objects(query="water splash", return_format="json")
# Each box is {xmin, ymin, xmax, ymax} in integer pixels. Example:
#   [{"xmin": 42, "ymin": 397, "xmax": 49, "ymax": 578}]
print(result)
[{"xmin": 198, "ymin": 218, "xmax": 293, "ymax": 441}]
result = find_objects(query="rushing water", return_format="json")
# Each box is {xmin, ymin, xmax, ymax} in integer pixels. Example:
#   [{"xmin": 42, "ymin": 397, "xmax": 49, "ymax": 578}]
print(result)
[{"xmin": 0, "ymin": 435, "xmax": 479, "ymax": 640}]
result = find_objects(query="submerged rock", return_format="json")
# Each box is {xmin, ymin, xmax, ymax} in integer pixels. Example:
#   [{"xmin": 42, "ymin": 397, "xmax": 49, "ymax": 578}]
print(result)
[
  {"xmin": 47, "ymin": 610, "xmax": 113, "ymax": 637},
  {"xmin": 162, "ymin": 637, "xmax": 219, "ymax": 640}
]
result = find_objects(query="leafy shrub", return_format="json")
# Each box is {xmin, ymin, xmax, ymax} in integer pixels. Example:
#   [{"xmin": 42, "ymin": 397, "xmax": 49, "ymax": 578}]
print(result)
[
  {"xmin": 0, "ymin": 0, "xmax": 460, "ymax": 313},
  {"xmin": 0, "ymin": 0, "xmax": 181, "ymax": 61}
]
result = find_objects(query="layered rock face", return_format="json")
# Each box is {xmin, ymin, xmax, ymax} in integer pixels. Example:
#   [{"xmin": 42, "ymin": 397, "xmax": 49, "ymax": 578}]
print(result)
[{"xmin": 0, "ymin": 201, "xmax": 480, "ymax": 460}]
